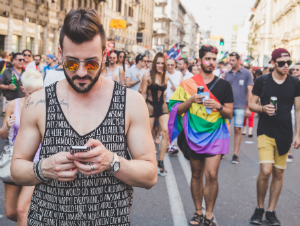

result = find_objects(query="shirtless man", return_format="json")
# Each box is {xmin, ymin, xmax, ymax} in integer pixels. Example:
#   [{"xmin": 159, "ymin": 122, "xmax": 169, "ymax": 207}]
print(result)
[{"xmin": 11, "ymin": 8, "xmax": 157, "ymax": 225}]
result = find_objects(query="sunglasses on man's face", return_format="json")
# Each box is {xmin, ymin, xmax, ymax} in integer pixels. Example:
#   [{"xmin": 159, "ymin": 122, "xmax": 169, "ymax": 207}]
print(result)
[
  {"xmin": 64, "ymin": 59, "xmax": 100, "ymax": 71},
  {"xmin": 167, "ymin": 64, "xmax": 174, "ymax": 66},
  {"xmin": 276, "ymin": 60, "xmax": 292, "ymax": 67},
  {"xmin": 17, "ymin": 59, "xmax": 24, "ymax": 62},
  {"xmin": 23, "ymin": 54, "xmax": 31, "ymax": 57},
  {"xmin": 292, "ymin": 69, "xmax": 300, "ymax": 71},
  {"xmin": 119, "ymin": 56, "xmax": 125, "ymax": 58},
  {"xmin": 109, "ymin": 57, "xmax": 116, "ymax": 59},
  {"xmin": 147, "ymin": 61, "xmax": 152, "ymax": 63}
]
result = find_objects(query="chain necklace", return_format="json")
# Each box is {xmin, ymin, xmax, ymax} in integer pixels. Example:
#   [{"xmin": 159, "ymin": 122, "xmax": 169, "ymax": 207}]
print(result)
[{"xmin": 66, "ymin": 78, "xmax": 103, "ymax": 220}]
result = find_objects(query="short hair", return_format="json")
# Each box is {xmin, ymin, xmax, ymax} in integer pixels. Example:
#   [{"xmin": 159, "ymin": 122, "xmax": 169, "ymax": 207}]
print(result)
[
  {"xmin": 59, "ymin": 8, "xmax": 106, "ymax": 52},
  {"xmin": 1, "ymin": 51, "xmax": 7, "ymax": 59},
  {"xmin": 12, "ymin": 52, "xmax": 22, "ymax": 60},
  {"xmin": 219, "ymin": 61, "xmax": 225, "ymax": 65},
  {"xmin": 255, "ymin": 69, "xmax": 262, "ymax": 77},
  {"xmin": 167, "ymin": 58, "xmax": 176, "ymax": 63},
  {"xmin": 188, "ymin": 65, "xmax": 197, "ymax": 73},
  {"xmin": 229, "ymin": 52, "xmax": 240, "ymax": 60},
  {"xmin": 22, "ymin": 49, "xmax": 32, "ymax": 55},
  {"xmin": 199, "ymin": 45, "xmax": 218, "ymax": 59},
  {"xmin": 21, "ymin": 70, "xmax": 43, "ymax": 92},
  {"xmin": 34, "ymin": 55, "xmax": 41, "ymax": 59},
  {"xmin": 136, "ymin": 54, "xmax": 146, "ymax": 64},
  {"xmin": 179, "ymin": 58, "xmax": 189, "ymax": 66}
]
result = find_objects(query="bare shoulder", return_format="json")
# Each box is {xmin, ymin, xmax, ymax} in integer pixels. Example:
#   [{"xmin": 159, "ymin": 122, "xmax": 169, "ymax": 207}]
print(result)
[
  {"xmin": 125, "ymin": 89, "xmax": 148, "ymax": 122},
  {"xmin": 23, "ymin": 89, "xmax": 46, "ymax": 114}
]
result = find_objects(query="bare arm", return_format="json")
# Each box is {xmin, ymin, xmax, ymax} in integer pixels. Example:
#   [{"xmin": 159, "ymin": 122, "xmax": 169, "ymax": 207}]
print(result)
[
  {"xmin": 293, "ymin": 97, "xmax": 300, "ymax": 148},
  {"xmin": 140, "ymin": 72, "xmax": 150, "ymax": 100},
  {"xmin": 249, "ymin": 94, "xmax": 274, "ymax": 116},
  {"xmin": 119, "ymin": 68, "xmax": 125, "ymax": 85},
  {"xmin": 112, "ymin": 72, "xmax": 118, "ymax": 82},
  {"xmin": 125, "ymin": 76, "xmax": 141, "ymax": 88},
  {"xmin": 0, "ymin": 101, "xmax": 15, "ymax": 139},
  {"xmin": 68, "ymin": 90, "xmax": 157, "ymax": 189}
]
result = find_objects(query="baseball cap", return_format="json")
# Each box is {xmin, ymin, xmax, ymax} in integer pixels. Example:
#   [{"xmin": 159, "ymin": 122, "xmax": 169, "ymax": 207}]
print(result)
[
  {"xmin": 269, "ymin": 48, "xmax": 290, "ymax": 63},
  {"xmin": 47, "ymin": 54, "xmax": 55, "ymax": 59}
]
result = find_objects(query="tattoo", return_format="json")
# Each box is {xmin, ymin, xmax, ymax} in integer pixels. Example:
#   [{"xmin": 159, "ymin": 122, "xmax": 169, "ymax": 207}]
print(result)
[
  {"xmin": 25, "ymin": 97, "xmax": 33, "ymax": 108},
  {"xmin": 35, "ymin": 99, "xmax": 46, "ymax": 107},
  {"xmin": 60, "ymin": 99, "xmax": 68, "ymax": 107}
]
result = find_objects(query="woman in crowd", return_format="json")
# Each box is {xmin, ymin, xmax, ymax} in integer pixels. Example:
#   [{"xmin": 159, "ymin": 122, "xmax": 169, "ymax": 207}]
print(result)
[
  {"xmin": 141, "ymin": 52, "xmax": 169, "ymax": 176},
  {"xmin": 0, "ymin": 70, "xmax": 43, "ymax": 225},
  {"xmin": 188, "ymin": 64, "xmax": 199, "ymax": 75},
  {"xmin": 117, "ymin": 51, "xmax": 128, "ymax": 73}
]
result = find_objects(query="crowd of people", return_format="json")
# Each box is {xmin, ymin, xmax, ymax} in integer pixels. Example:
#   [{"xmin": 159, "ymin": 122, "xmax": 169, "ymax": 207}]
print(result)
[{"xmin": 0, "ymin": 8, "xmax": 299, "ymax": 226}]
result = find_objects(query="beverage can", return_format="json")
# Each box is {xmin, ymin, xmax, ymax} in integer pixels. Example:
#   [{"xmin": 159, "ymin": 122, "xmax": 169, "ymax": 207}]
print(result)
[
  {"xmin": 197, "ymin": 86, "xmax": 204, "ymax": 94},
  {"xmin": 270, "ymin": 97, "xmax": 277, "ymax": 115}
]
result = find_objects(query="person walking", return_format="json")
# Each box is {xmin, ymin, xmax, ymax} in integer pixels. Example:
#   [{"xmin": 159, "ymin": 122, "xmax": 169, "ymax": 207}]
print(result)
[
  {"xmin": 178, "ymin": 58, "xmax": 194, "ymax": 80},
  {"xmin": 225, "ymin": 52, "xmax": 253, "ymax": 163},
  {"xmin": 249, "ymin": 48, "xmax": 300, "ymax": 225},
  {"xmin": 43, "ymin": 54, "xmax": 58, "ymax": 79},
  {"xmin": 10, "ymin": 9, "xmax": 157, "ymax": 225},
  {"xmin": 107, "ymin": 52, "xmax": 125, "ymax": 85},
  {"xmin": 169, "ymin": 45, "xmax": 233, "ymax": 226},
  {"xmin": 22, "ymin": 49, "xmax": 33, "ymax": 69},
  {"xmin": 140, "ymin": 52, "xmax": 169, "ymax": 176},
  {"xmin": 0, "ymin": 70, "xmax": 43, "ymax": 226},
  {"xmin": 117, "ymin": 51, "xmax": 128, "ymax": 73}
]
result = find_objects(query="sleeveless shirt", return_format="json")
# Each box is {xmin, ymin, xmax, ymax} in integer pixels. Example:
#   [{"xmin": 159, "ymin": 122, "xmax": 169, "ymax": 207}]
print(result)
[{"xmin": 27, "ymin": 82, "xmax": 133, "ymax": 226}]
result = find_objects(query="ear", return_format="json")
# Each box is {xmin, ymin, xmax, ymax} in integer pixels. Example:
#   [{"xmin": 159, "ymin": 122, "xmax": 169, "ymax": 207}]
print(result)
[
  {"xmin": 102, "ymin": 48, "xmax": 108, "ymax": 64},
  {"xmin": 198, "ymin": 58, "xmax": 202, "ymax": 64},
  {"xmin": 20, "ymin": 86, "xmax": 25, "ymax": 92},
  {"xmin": 270, "ymin": 60, "xmax": 276, "ymax": 68}
]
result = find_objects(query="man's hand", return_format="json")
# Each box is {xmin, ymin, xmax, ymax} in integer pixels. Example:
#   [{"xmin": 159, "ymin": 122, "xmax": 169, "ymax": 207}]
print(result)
[
  {"xmin": 42, "ymin": 152, "xmax": 78, "ymax": 182},
  {"xmin": 9, "ymin": 84, "xmax": 16, "ymax": 90},
  {"xmin": 137, "ymin": 74, "xmax": 142, "ymax": 81},
  {"xmin": 190, "ymin": 94, "xmax": 204, "ymax": 104},
  {"xmin": 262, "ymin": 104, "xmax": 275, "ymax": 116},
  {"xmin": 292, "ymin": 136, "xmax": 300, "ymax": 149},
  {"xmin": 66, "ymin": 139, "xmax": 114, "ymax": 176},
  {"xmin": 171, "ymin": 85, "xmax": 176, "ymax": 91},
  {"xmin": 245, "ymin": 108, "xmax": 252, "ymax": 118},
  {"xmin": 203, "ymin": 98, "xmax": 221, "ymax": 109}
]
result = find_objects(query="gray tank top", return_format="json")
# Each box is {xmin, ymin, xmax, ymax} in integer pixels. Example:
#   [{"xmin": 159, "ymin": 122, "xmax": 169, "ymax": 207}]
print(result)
[{"xmin": 27, "ymin": 82, "xmax": 133, "ymax": 225}]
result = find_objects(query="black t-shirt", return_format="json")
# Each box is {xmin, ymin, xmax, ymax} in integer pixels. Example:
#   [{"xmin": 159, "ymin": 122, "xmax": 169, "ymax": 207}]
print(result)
[
  {"xmin": 0, "ymin": 61, "xmax": 13, "ymax": 73},
  {"xmin": 206, "ymin": 76, "xmax": 234, "ymax": 105},
  {"xmin": 252, "ymin": 73, "xmax": 300, "ymax": 155}
]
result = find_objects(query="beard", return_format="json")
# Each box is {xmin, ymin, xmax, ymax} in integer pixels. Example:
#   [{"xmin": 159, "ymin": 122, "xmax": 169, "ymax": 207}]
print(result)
[
  {"xmin": 201, "ymin": 63, "xmax": 214, "ymax": 74},
  {"xmin": 64, "ymin": 64, "xmax": 102, "ymax": 93}
]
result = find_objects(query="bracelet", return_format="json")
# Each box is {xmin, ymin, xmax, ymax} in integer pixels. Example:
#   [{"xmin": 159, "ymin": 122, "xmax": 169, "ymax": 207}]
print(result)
[
  {"xmin": 4, "ymin": 124, "xmax": 10, "ymax": 132},
  {"xmin": 262, "ymin": 106, "xmax": 264, "ymax": 113},
  {"xmin": 33, "ymin": 159, "xmax": 50, "ymax": 182}
]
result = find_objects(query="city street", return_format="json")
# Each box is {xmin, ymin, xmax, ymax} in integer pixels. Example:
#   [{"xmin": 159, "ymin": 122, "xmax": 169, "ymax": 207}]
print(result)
[{"xmin": 0, "ymin": 115, "xmax": 299, "ymax": 226}]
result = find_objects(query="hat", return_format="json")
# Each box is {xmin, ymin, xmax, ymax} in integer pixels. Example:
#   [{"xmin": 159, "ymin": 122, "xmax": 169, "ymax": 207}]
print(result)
[
  {"xmin": 46, "ymin": 54, "xmax": 55, "ymax": 59},
  {"xmin": 269, "ymin": 48, "xmax": 290, "ymax": 63}
]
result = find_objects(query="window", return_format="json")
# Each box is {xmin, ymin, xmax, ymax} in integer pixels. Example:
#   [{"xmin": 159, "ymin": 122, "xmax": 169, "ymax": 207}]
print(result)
[
  {"xmin": 26, "ymin": 37, "xmax": 34, "ymax": 51},
  {"xmin": 78, "ymin": 0, "xmax": 81, "ymax": 7},
  {"xmin": 129, "ymin": 7, "xmax": 134, "ymax": 17},
  {"xmin": 116, "ymin": 0, "xmax": 122, "ymax": 13},
  {"xmin": 124, "ymin": 3, "xmax": 127, "ymax": 16},
  {"xmin": 60, "ymin": 0, "xmax": 64, "ymax": 10},
  {"xmin": 12, "ymin": 35, "xmax": 20, "ymax": 53}
]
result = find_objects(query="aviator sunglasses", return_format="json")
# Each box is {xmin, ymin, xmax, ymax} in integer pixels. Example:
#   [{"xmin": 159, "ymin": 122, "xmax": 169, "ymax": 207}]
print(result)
[
  {"xmin": 276, "ymin": 60, "xmax": 292, "ymax": 67},
  {"xmin": 64, "ymin": 59, "xmax": 100, "ymax": 71}
]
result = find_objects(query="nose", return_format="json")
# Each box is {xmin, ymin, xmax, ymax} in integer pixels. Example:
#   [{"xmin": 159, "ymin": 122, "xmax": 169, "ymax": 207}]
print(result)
[{"xmin": 76, "ymin": 62, "xmax": 88, "ymax": 77}]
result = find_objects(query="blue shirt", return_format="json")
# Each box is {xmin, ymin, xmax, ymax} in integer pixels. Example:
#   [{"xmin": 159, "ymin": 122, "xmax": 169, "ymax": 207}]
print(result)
[{"xmin": 44, "ymin": 64, "xmax": 58, "ymax": 78}]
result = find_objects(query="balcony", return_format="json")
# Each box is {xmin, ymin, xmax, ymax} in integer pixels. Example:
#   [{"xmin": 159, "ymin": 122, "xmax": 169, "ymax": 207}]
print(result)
[
  {"xmin": 154, "ymin": 13, "xmax": 168, "ymax": 21},
  {"xmin": 138, "ymin": 21, "xmax": 145, "ymax": 31},
  {"xmin": 124, "ymin": 16, "xmax": 134, "ymax": 27},
  {"xmin": 154, "ymin": 28, "xmax": 168, "ymax": 36},
  {"xmin": 155, "ymin": 0, "xmax": 168, "ymax": 6}
]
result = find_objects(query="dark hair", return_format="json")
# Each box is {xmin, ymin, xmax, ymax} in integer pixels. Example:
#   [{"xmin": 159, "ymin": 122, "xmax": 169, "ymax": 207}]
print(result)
[
  {"xmin": 34, "ymin": 55, "xmax": 41, "ymax": 59},
  {"xmin": 150, "ymin": 52, "xmax": 167, "ymax": 85},
  {"xmin": 289, "ymin": 68, "xmax": 293, "ymax": 75},
  {"xmin": 136, "ymin": 54, "xmax": 145, "ymax": 64},
  {"xmin": 269, "ymin": 68, "xmax": 274, "ymax": 73},
  {"xmin": 199, "ymin": 45, "xmax": 218, "ymax": 59},
  {"xmin": 263, "ymin": 67, "xmax": 269, "ymax": 71},
  {"xmin": 117, "ymin": 51, "xmax": 126, "ymax": 71},
  {"xmin": 229, "ymin": 52, "xmax": 240, "ymax": 60},
  {"xmin": 188, "ymin": 65, "xmax": 197, "ymax": 73},
  {"xmin": 59, "ymin": 8, "xmax": 106, "ymax": 52},
  {"xmin": 254, "ymin": 69, "xmax": 262, "ymax": 77},
  {"xmin": 22, "ymin": 49, "xmax": 32, "ymax": 55},
  {"xmin": 179, "ymin": 58, "xmax": 189, "ymax": 66},
  {"xmin": 219, "ymin": 61, "xmax": 225, "ymax": 65},
  {"xmin": 12, "ymin": 52, "xmax": 22, "ymax": 60}
]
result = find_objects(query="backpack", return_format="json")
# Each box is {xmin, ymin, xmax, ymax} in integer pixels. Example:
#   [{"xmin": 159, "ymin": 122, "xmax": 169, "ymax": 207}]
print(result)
[{"xmin": 260, "ymin": 73, "xmax": 299, "ymax": 98}]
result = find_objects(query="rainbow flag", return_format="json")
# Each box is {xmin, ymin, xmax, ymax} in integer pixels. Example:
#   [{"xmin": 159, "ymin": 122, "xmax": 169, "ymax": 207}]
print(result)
[
  {"xmin": 168, "ymin": 74, "xmax": 230, "ymax": 155},
  {"xmin": 0, "ymin": 61, "xmax": 7, "ymax": 79}
]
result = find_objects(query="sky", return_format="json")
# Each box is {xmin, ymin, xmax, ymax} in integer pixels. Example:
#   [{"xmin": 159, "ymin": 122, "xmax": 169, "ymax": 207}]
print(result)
[{"xmin": 181, "ymin": 0, "xmax": 256, "ymax": 49}]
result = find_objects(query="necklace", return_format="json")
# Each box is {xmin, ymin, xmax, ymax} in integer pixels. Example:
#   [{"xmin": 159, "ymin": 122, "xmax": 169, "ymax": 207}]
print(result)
[{"xmin": 66, "ymin": 78, "xmax": 103, "ymax": 219}]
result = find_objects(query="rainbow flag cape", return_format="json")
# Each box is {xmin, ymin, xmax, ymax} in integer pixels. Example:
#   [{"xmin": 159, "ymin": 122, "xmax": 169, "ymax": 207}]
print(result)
[
  {"xmin": 168, "ymin": 74, "xmax": 230, "ymax": 155},
  {"xmin": 0, "ymin": 61, "xmax": 7, "ymax": 79}
]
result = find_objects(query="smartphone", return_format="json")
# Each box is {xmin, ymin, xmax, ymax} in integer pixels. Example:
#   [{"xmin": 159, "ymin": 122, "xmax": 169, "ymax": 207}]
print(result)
[{"xmin": 70, "ymin": 146, "xmax": 89, "ymax": 154}]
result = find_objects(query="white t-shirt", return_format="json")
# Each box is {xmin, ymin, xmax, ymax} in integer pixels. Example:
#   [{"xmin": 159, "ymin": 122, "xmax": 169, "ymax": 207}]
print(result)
[
  {"xmin": 43, "ymin": 68, "xmax": 65, "ymax": 88},
  {"xmin": 183, "ymin": 70, "xmax": 194, "ymax": 80},
  {"xmin": 125, "ymin": 66, "xmax": 147, "ymax": 92},
  {"xmin": 166, "ymin": 70, "xmax": 182, "ymax": 103},
  {"xmin": 213, "ymin": 68, "xmax": 222, "ymax": 77}
]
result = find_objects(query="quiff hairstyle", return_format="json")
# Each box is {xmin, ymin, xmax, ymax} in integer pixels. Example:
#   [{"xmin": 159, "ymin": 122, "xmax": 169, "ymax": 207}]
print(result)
[{"xmin": 59, "ymin": 8, "xmax": 106, "ymax": 52}]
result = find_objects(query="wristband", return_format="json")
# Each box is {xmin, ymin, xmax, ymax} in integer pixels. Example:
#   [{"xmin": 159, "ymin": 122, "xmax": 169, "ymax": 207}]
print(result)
[
  {"xmin": 33, "ymin": 158, "xmax": 50, "ymax": 183},
  {"xmin": 4, "ymin": 124, "xmax": 10, "ymax": 132}
]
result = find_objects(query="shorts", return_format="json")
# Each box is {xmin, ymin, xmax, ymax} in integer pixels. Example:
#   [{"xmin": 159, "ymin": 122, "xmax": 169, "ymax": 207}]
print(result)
[
  {"xmin": 3, "ymin": 181, "xmax": 19, "ymax": 186},
  {"xmin": 229, "ymin": 108, "xmax": 246, "ymax": 128},
  {"xmin": 257, "ymin": 135, "xmax": 289, "ymax": 169}
]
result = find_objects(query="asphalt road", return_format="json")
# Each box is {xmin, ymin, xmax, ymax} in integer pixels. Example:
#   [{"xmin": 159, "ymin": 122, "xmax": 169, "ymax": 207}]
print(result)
[{"xmin": 1, "ymin": 115, "xmax": 300, "ymax": 226}]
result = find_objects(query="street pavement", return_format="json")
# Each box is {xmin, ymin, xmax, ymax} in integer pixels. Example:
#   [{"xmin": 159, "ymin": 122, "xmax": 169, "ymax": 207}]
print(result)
[{"xmin": 1, "ymin": 115, "xmax": 300, "ymax": 226}]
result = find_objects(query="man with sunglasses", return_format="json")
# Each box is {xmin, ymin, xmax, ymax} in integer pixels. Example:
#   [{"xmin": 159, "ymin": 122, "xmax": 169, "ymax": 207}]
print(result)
[
  {"xmin": 292, "ymin": 63, "xmax": 300, "ymax": 79},
  {"xmin": 125, "ymin": 54, "xmax": 147, "ymax": 92},
  {"xmin": 249, "ymin": 48, "xmax": 300, "ymax": 225},
  {"xmin": 43, "ymin": 54, "xmax": 58, "ymax": 79},
  {"xmin": 107, "ymin": 52, "xmax": 125, "ymax": 84},
  {"xmin": 225, "ymin": 52, "xmax": 253, "ymax": 164},
  {"xmin": 22, "ymin": 49, "xmax": 33, "ymax": 69},
  {"xmin": 0, "ymin": 53, "xmax": 25, "ymax": 102}
]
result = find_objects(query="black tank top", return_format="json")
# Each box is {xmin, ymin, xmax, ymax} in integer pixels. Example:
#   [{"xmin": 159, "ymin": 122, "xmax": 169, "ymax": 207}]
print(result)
[{"xmin": 27, "ymin": 82, "xmax": 133, "ymax": 226}]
